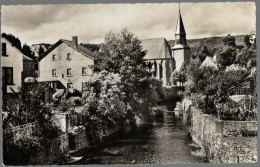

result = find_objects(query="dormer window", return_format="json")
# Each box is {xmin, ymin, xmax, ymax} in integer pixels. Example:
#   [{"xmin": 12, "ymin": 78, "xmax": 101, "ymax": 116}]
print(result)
[
  {"xmin": 52, "ymin": 54, "xmax": 57, "ymax": 61},
  {"xmin": 52, "ymin": 69, "xmax": 57, "ymax": 77},
  {"xmin": 82, "ymin": 68, "xmax": 87, "ymax": 75},
  {"xmin": 67, "ymin": 68, "xmax": 72, "ymax": 76},
  {"xmin": 67, "ymin": 53, "xmax": 71, "ymax": 60}
]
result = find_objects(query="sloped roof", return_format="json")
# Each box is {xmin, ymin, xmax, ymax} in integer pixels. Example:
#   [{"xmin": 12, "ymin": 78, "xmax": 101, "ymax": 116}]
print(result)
[
  {"xmin": 229, "ymin": 95, "xmax": 247, "ymax": 103},
  {"xmin": 175, "ymin": 11, "xmax": 186, "ymax": 35},
  {"xmin": 23, "ymin": 55, "xmax": 33, "ymax": 61},
  {"xmin": 199, "ymin": 56, "xmax": 220, "ymax": 70},
  {"xmin": 2, "ymin": 34, "xmax": 33, "ymax": 60},
  {"xmin": 38, "ymin": 39, "xmax": 96, "ymax": 61},
  {"xmin": 141, "ymin": 38, "xmax": 172, "ymax": 60}
]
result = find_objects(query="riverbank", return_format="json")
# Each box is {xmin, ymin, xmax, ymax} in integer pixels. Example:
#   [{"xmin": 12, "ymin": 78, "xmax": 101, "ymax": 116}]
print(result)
[
  {"xmin": 67, "ymin": 104, "xmax": 207, "ymax": 164},
  {"xmin": 181, "ymin": 98, "xmax": 257, "ymax": 163}
]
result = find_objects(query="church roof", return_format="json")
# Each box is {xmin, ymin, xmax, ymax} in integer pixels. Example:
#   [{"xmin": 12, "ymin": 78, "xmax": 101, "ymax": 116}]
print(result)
[
  {"xmin": 141, "ymin": 38, "xmax": 172, "ymax": 60},
  {"xmin": 175, "ymin": 11, "xmax": 186, "ymax": 35}
]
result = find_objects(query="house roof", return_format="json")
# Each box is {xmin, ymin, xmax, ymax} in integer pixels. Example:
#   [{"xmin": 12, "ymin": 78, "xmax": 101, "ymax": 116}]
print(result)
[
  {"xmin": 38, "ymin": 39, "xmax": 96, "ymax": 61},
  {"xmin": 141, "ymin": 38, "xmax": 172, "ymax": 60},
  {"xmin": 199, "ymin": 56, "xmax": 220, "ymax": 70},
  {"xmin": 2, "ymin": 34, "xmax": 33, "ymax": 60},
  {"xmin": 229, "ymin": 95, "xmax": 247, "ymax": 103}
]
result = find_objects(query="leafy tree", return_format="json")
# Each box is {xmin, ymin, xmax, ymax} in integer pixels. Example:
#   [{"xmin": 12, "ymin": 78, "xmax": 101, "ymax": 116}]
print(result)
[
  {"xmin": 216, "ymin": 45, "xmax": 237, "ymax": 66},
  {"xmin": 38, "ymin": 45, "xmax": 45, "ymax": 56},
  {"xmin": 223, "ymin": 34, "xmax": 236, "ymax": 47},
  {"xmin": 82, "ymin": 29, "xmax": 162, "ymax": 140},
  {"xmin": 22, "ymin": 43, "xmax": 34, "ymax": 59},
  {"xmin": 198, "ymin": 45, "xmax": 210, "ymax": 62},
  {"xmin": 244, "ymin": 35, "xmax": 251, "ymax": 48}
]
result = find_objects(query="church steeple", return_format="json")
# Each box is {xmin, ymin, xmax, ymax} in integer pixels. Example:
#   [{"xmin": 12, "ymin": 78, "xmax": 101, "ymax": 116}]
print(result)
[
  {"xmin": 175, "ymin": 9, "xmax": 186, "ymax": 36},
  {"xmin": 174, "ymin": 5, "xmax": 187, "ymax": 45},
  {"xmin": 171, "ymin": 4, "xmax": 191, "ymax": 71}
]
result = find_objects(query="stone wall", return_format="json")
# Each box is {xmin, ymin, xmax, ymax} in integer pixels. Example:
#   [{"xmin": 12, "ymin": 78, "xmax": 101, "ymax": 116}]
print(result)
[
  {"xmin": 189, "ymin": 106, "xmax": 257, "ymax": 163},
  {"xmin": 69, "ymin": 126, "xmax": 89, "ymax": 151},
  {"xmin": 222, "ymin": 121, "xmax": 257, "ymax": 137}
]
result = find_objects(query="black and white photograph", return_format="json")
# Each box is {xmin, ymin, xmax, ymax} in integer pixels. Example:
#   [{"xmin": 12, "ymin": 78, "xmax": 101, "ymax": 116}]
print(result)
[{"xmin": 1, "ymin": 1, "xmax": 257, "ymax": 165}]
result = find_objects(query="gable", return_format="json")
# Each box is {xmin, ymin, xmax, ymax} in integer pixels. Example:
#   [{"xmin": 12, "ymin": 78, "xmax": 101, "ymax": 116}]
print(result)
[{"xmin": 38, "ymin": 39, "xmax": 96, "ymax": 61}]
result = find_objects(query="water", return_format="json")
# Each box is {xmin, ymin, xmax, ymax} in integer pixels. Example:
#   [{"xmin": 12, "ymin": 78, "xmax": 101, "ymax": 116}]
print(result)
[{"xmin": 70, "ymin": 102, "xmax": 207, "ymax": 164}]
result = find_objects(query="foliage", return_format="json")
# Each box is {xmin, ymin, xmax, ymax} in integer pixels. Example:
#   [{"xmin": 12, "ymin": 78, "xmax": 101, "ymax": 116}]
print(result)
[
  {"xmin": 223, "ymin": 34, "xmax": 236, "ymax": 47},
  {"xmin": 170, "ymin": 64, "xmax": 187, "ymax": 85},
  {"xmin": 216, "ymin": 45, "xmax": 237, "ymax": 67},
  {"xmin": 3, "ymin": 83, "xmax": 61, "ymax": 135},
  {"xmin": 82, "ymin": 29, "xmax": 161, "ymax": 140},
  {"xmin": 38, "ymin": 45, "xmax": 45, "ymax": 56},
  {"xmin": 243, "ymin": 35, "xmax": 251, "ymax": 48},
  {"xmin": 2, "ymin": 33, "xmax": 22, "ymax": 50},
  {"xmin": 3, "ymin": 83, "xmax": 61, "ymax": 165},
  {"xmin": 3, "ymin": 136, "xmax": 44, "ymax": 165},
  {"xmin": 184, "ymin": 59, "xmax": 250, "ymax": 113}
]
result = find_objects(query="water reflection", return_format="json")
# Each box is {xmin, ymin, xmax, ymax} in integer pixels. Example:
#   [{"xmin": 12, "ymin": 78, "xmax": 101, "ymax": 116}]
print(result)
[{"xmin": 70, "ymin": 102, "xmax": 207, "ymax": 164}]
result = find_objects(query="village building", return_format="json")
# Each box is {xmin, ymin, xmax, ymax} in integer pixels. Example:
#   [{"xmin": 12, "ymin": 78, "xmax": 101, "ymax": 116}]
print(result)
[
  {"xmin": 225, "ymin": 64, "xmax": 246, "ymax": 72},
  {"xmin": 141, "ymin": 38, "xmax": 175, "ymax": 86},
  {"xmin": 1, "ymin": 34, "xmax": 34, "ymax": 94},
  {"xmin": 199, "ymin": 55, "xmax": 220, "ymax": 70},
  {"xmin": 38, "ymin": 36, "xmax": 96, "ymax": 91},
  {"xmin": 171, "ymin": 9, "xmax": 191, "ymax": 71}
]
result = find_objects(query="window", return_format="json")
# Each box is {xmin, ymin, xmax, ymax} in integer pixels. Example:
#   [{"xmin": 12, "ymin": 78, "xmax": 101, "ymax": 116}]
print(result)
[
  {"xmin": 2, "ymin": 67, "xmax": 13, "ymax": 85},
  {"xmin": 52, "ymin": 69, "xmax": 57, "ymax": 76},
  {"xmin": 82, "ymin": 68, "xmax": 87, "ymax": 75},
  {"xmin": 67, "ymin": 68, "xmax": 72, "ymax": 76},
  {"xmin": 67, "ymin": 83, "xmax": 73, "ymax": 89},
  {"xmin": 52, "ymin": 54, "xmax": 57, "ymax": 61},
  {"xmin": 67, "ymin": 53, "xmax": 71, "ymax": 60},
  {"xmin": 2, "ymin": 43, "xmax": 7, "ymax": 56}
]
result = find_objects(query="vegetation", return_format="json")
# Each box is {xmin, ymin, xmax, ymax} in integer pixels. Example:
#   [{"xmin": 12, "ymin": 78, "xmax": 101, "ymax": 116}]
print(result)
[
  {"xmin": 181, "ymin": 34, "xmax": 256, "ymax": 120},
  {"xmin": 3, "ymin": 83, "xmax": 61, "ymax": 165},
  {"xmin": 82, "ymin": 29, "xmax": 162, "ymax": 141}
]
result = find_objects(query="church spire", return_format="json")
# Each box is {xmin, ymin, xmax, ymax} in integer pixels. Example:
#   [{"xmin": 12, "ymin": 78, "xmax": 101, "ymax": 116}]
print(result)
[{"xmin": 175, "ymin": 4, "xmax": 186, "ymax": 35}]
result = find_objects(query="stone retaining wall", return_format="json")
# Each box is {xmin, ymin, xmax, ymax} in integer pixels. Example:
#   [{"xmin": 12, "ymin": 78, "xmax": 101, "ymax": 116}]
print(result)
[{"xmin": 189, "ymin": 106, "xmax": 257, "ymax": 163}]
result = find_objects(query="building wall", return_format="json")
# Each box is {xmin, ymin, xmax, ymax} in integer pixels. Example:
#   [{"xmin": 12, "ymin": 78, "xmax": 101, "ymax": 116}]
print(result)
[
  {"xmin": 39, "ymin": 43, "xmax": 94, "ymax": 91},
  {"xmin": 1, "ymin": 37, "xmax": 23, "ymax": 93},
  {"xmin": 145, "ymin": 59, "xmax": 175, "ymax": 86},
  {"xmin": 172, "ymin": 49, "xmax": 191, "ymax": 71}
]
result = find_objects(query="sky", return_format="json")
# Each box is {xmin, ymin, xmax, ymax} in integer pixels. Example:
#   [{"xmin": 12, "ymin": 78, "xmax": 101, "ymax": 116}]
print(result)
[{"xmin": 1, "ymin": 2, "xmax": 256, "ymax": 45}]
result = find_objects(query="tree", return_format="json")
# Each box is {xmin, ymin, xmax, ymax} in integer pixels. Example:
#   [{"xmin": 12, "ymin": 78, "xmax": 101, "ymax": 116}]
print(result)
[
  {"xmin": 22, "ymin": 43, "xmax": 34, "ymax": 59},
  {"xmin": 244, "ymin": 35, "xmax": 251, "ymax": 48},
  {"xmin": 216, "ymin": 45, "xmax": 237, "ymax": 67},
  {"xmin": 82, "ymin": 29, "xmax": 162, "ymax": 139},
  {"xmin": 198, "ymin": 45, "xmax": 210, "ymax": 62},
  {"xmin": 223, "ymin": 34, "xmax": 236, "ymax": 47},
  {"xmin": 38, "ymin": 46, "xmax": 45, "ymax": 57}
]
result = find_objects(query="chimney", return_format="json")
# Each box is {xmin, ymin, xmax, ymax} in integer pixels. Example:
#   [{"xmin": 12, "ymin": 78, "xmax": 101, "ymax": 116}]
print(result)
[{"xmin": 72, "ymin": 36, "xmax": 78, "ymax": 48}]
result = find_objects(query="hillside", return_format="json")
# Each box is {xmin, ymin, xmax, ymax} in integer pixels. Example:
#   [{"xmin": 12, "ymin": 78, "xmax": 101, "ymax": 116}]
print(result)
[
  {"xmin": 31, "ymin": 43, "xmax": 51, "ymax": 57},
  {"xmin": 168, "ymin": 35, "xmax": 247, "ymax": 55}
]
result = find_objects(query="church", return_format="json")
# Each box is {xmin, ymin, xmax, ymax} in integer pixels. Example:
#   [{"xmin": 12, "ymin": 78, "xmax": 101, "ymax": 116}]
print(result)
[{"xmin": 142, "ymin": 8, "xmax": 191, "ymax": 86}]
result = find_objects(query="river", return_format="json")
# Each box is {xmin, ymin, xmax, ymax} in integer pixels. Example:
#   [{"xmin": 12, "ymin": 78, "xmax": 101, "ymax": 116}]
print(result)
[{"xmin": 69, "ymin": 101, "xmax": 207, "ymax": 164}]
